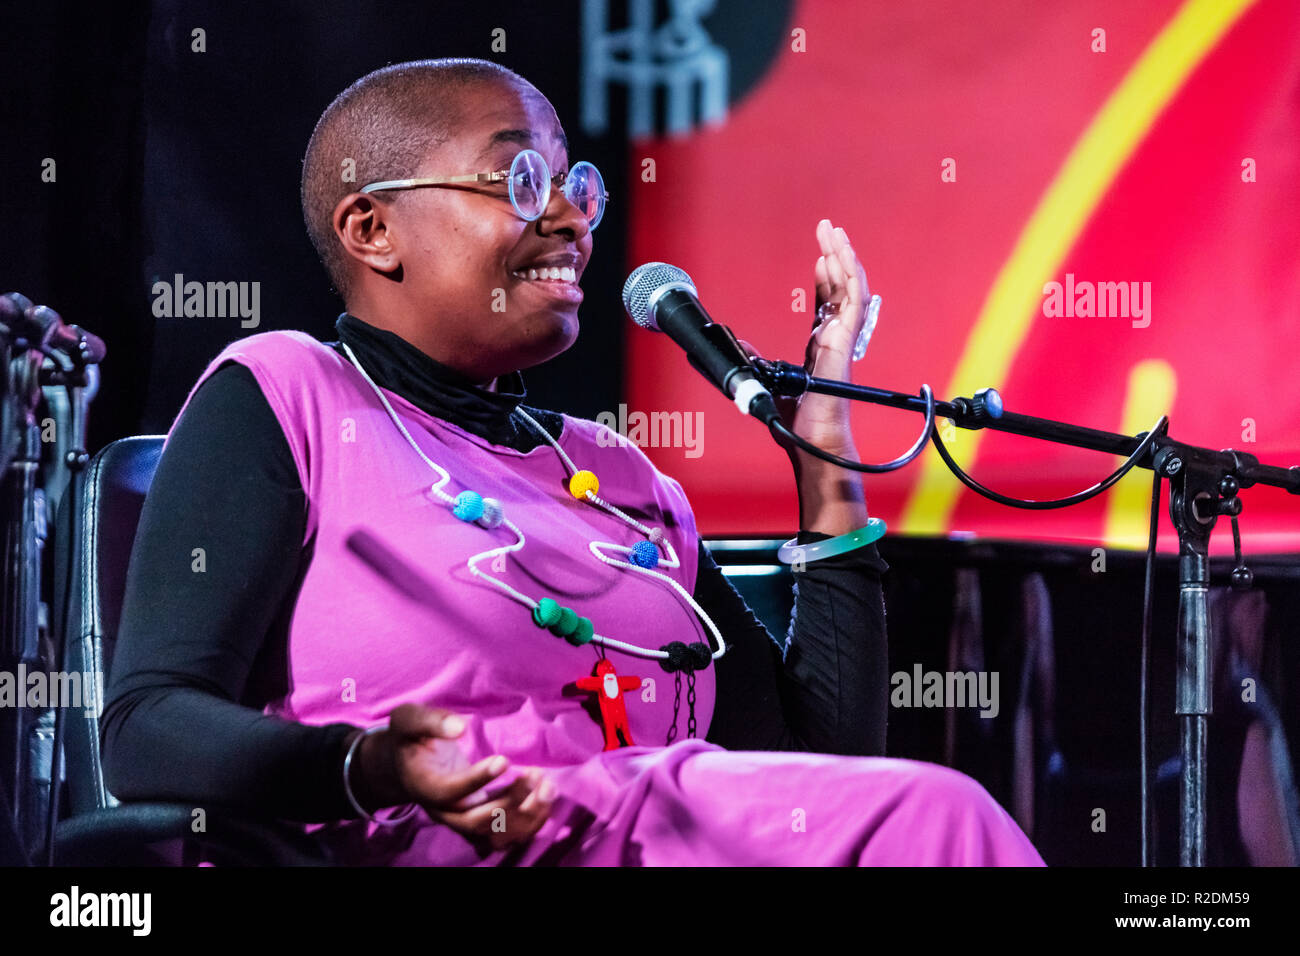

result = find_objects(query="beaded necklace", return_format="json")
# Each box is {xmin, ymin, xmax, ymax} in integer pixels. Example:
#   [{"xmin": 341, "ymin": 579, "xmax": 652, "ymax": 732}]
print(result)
[{"xmin": 342, "ymin": 343, "xmax": 724, "ymax": 747}]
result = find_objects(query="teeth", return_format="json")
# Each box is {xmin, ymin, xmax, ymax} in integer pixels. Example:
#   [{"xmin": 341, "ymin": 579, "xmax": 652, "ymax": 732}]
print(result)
[{"xmin": 513, "ymin": 265, "xmax": 578, "ymax": 282}]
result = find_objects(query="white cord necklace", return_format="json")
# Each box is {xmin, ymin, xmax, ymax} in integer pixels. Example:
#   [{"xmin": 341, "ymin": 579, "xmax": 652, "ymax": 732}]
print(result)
[{"xmin": 341, "ymin": 343, "xmax": 727, "ymax": 665}]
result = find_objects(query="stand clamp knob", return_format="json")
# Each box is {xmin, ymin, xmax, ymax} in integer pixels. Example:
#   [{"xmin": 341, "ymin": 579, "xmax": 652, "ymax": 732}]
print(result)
[{"xmin": 952, "ymin": 387, "xmax": 1003, "ymax": 428}]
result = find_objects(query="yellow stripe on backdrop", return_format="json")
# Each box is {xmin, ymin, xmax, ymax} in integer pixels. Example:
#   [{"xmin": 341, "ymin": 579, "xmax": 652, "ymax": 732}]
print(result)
[
  {"xmin": 900, "ymin": 0, "xmax": 1257, "ymax": 534},
  {"xmin": 1103, "ymin": 359, "xmax": 1178, "ymax": 548}
]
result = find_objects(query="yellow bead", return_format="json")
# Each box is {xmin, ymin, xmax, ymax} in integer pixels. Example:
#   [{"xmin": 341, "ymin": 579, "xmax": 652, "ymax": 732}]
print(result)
[{"xmin": 569, "ymin": 469, "xmax": 599, "ymax": 500}]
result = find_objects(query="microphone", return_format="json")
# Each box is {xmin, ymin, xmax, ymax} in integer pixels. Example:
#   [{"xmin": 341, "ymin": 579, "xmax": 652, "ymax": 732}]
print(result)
[
  {"xmin": 0, "ymin": 295, "xmax": 106, "ymax": 363},
  {"xmin": 621, "ymin": 262, "xmax": 779, "ymax": 425},
  {"xmin": 47, "ymin": 315, "xmax": 107, "ymax": 365},
  {"xmin": 0, "ymin": 293, "xmax": 34, "ymax": 340}
]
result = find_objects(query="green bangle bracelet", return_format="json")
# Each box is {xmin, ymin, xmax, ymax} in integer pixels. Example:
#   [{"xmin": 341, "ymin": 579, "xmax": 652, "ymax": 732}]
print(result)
[{"xmin": 777, "ymin": 518, "xmax": 886, "ymax": 565}]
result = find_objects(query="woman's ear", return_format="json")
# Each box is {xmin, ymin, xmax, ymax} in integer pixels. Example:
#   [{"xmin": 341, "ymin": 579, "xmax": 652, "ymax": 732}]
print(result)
[{"xmin": 334, "ymin": 192, "xmax": 402, "ymax": 278}]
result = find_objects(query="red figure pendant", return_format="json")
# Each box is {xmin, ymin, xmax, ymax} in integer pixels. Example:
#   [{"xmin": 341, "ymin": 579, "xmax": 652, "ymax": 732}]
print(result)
[{"xmin": 576, "ymin": 659, "xmax": 642, "ymax": 750}]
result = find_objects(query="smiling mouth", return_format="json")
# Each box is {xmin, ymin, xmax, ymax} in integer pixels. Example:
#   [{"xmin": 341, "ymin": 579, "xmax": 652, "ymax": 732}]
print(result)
[{"xmin": 510, "ymin": 265, "xmax": 580, "ymax": 285}]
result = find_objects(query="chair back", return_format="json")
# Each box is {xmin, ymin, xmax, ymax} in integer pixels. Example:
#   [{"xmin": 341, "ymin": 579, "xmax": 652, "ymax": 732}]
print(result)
[{"xmin": 57, "ymin": 435, "xmax": 164, "ymax": 815}]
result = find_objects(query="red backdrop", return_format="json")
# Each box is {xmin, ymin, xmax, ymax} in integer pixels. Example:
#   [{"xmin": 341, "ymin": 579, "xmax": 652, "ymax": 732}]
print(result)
[{"xmin": 624, "ymin": 0, "xmax": 1300, "ymax": 554}]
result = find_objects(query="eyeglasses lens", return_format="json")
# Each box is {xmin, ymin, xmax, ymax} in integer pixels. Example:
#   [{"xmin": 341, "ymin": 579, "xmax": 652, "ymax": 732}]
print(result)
[{"xmin": 509, "ymin": 149, "xmax": 605, "ymax": 229}]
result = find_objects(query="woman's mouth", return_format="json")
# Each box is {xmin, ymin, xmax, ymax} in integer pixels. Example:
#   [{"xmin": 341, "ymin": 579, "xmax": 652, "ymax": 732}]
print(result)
[
  {"xmin": 511, "ymin": 266, "xmax": 578, "ymax": 283},
  {"xmin": 510, "ymin": 266, "xmax": 583, "ymax": 303}
]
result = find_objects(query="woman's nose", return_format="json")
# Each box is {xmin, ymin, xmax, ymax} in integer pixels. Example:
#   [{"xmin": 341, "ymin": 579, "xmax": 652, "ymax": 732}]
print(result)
[{"xmin": 536, "ymin": 186, "xmax": 591, "ymax": 242}]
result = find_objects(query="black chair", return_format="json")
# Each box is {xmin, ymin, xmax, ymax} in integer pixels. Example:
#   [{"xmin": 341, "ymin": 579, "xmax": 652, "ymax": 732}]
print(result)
[{"xmin": 50, "ymin": 435, "xmax": 333, "ymax": 865}]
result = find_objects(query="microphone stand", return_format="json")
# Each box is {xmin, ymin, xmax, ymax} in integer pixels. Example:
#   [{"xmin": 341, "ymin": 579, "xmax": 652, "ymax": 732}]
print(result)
[
  {"xmin": 753, "ymin": 358, "xmax": 1300, "ymax": 867},
  {"xmin": 1, "ymin": 325, "xmax": 48, "ymax": 858},
  {"xmin": 1, "ymin": 301, "xmax": 101, "ymax": 863}
]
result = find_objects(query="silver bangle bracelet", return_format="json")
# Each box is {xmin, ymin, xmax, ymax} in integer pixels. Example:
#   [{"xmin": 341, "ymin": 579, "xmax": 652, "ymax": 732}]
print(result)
[{"xmin": 343, "ymin": 725, "xmax": 420, "ymax": 826}]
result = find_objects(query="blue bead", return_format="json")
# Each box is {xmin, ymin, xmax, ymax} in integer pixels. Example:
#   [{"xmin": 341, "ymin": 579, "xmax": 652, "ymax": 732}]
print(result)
[
  {"xmin": 453, "ymin": 490, "xmax": 484, "ymax": 521},
  {"xmin": 630, "ymin": 539, "xmax": 659, "ymax": 569}
]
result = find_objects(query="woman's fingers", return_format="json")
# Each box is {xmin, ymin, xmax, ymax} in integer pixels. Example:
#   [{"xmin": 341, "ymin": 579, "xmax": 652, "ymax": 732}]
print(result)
[
  {"xmin": 516, "ymin": 773, "xmax": 558, "ymax": 816},
  {"xmin": 436, "ymin": 770, "xmax": 556, "ymax": 848},
  {"xmin": 813, "ymin": 255, "xmax": 832, "ymax": 324},
  {"xmin": 816, "ymin": 217, "xmax": 838, "ymax": 259},
  {"xmin": 815, "ymin": 220, "xmax": 842, "ymax": 306},
  {"xmin": 408, "ymin": 751, "xmax": 512, "ymax": 807},
  {"xmin": 841, "ymin": 239, "xmax": 868, "ymax": 309},
  {"xmin": 820, "ymin": 227, "xmax": 868, "ymax": 338},
  {"xmin": 443, "ymin": 768, "xmax": 531, "ymax": 814},
  {"xmin": 823, "ymin": 230, "xmax": 849, "ymax": 301}
]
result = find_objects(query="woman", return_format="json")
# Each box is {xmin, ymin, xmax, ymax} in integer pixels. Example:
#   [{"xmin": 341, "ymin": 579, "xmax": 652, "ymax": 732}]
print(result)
[{"xmin": 101, "ymin": 58, "xmax": 1043, "ymax": 865}]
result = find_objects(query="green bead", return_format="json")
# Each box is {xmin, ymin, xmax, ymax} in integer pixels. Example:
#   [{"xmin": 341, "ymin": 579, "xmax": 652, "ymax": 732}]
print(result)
[
  {"xmin": 549, "ymin": 605, "xmax": 579, "ymax": 637},
  {"xmin": 532, "ymin": 598, "xmax": 561, "ymax": 628},
  {"xmin": 566, "ymin": 616, "xmax": 595, "ymax": 647}
]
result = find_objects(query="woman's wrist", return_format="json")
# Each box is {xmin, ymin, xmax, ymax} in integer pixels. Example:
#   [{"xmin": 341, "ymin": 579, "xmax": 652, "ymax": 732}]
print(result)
[
  {"xmin": 790, "ymin": 442, "xmax": 868, "ymax": 536},
  {"xmin": 343, "ymin": 727, "xmax": 408, "ymax": 813}
]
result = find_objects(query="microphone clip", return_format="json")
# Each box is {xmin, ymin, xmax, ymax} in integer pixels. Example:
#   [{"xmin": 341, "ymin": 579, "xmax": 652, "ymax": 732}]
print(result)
[{"xmin": 750, "ymin": 357, "xmax": 809, "ymax": 398}]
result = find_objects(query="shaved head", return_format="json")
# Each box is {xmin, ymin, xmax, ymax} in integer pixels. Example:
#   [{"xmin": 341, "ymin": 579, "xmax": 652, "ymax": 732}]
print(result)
[
  {"xmin": 301, "ymin": 59, "xmax": 591, "ymax": 382},
  {"xmin": 301, "ymin": 57, "xmax": 541, "ymax": 299}
]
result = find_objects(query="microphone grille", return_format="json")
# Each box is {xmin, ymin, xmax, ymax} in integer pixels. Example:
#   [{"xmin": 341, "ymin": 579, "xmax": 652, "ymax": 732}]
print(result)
[{"xmin": 621, "ymin": 262, "xmax": 695, "ymax": 331}]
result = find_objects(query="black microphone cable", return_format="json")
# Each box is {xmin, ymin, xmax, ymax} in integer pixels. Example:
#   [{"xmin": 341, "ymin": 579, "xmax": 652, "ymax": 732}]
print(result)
[
  {"xmin": 930, "ymin": 415, "xmax": 1169, "ymax": 509},
  {"xmin": 764, "ymin": 384, "xmax": 937, "ymax": 473}
]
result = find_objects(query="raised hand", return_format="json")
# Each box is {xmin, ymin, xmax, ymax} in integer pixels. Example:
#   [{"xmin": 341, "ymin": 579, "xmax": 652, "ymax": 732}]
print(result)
[{"xmin": 795, "ymin": 218, "xmax": 871, "ymax": 452}]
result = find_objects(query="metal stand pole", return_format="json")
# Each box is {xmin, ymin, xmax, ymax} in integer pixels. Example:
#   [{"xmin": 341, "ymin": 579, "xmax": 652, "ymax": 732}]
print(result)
[
  {"xmin": 1154, "ymin": 448, "xmax": 1247, "ymax": 866},
  {"xmin": 1, "ymin": 349, "xmax": 45, "ymax": 856}
]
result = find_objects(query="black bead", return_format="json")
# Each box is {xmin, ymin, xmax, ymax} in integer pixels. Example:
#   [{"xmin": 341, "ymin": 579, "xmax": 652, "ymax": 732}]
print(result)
[
  {"xmin": 687, "ymin": 642, "xmax": 712, "ymax": 670},
  {"xmin": 659, "ymin": 641, "xmax": 690, "ymax": 672}
]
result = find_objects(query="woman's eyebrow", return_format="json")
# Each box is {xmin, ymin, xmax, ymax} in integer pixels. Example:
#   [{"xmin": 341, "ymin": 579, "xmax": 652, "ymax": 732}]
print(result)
[{"xmin": 477, "ymin": 127, "xmax": 570, "ymax": 162}]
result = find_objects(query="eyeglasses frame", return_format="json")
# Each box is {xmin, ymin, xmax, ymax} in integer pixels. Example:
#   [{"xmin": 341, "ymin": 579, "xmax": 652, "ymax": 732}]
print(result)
[{"xmin": 359, "ymin": 149, "xmax": 609, "ymax": 227}]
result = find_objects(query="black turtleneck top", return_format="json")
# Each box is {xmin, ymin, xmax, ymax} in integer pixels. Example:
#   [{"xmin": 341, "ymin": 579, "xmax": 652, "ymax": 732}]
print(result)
[{"xmin": 100, "ymin": 314, "xmax": 890, "ymax": 823}]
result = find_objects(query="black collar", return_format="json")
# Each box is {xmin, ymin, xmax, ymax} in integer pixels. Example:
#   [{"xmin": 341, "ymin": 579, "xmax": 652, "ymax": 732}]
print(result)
[{"xmin": 331, "ymin": 313, "xmax": 562, "ymax": 450}]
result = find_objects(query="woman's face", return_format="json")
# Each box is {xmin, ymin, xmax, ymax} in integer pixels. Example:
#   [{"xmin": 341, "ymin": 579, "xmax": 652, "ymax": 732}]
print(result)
[{"xmin": 385, "ymin": 80, "xmax": 594, "ymax": 381}]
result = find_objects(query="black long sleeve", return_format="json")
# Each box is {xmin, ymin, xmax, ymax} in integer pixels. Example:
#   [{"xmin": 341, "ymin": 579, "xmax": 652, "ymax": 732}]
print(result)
[
  {"xmin": 699, "ymin": 536, "xmax": 889, "ymax": 756},
  {"xmin": 101, "ymin": 362, "xmax": 362, "ymax": 822},
  {"xmin": 102, "ymin": 350, "xmax": 889, "ymax": 821}
]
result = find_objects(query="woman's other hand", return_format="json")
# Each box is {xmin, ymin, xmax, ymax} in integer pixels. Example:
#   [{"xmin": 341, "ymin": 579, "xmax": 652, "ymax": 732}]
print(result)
[
  {"xmin": 793, "ymin": 218, "xmax": 870, "ymax": 453},
  {"xmin": 735, "ymin": 218, "xmax": 868, "ymax": 455},
  {"xmin": 737, "ymin": 219, "xmax": 872, "ymax": 535},
  {"xmin": 349, "ymin": 703, "xmax": 558, "ymax": 850}
]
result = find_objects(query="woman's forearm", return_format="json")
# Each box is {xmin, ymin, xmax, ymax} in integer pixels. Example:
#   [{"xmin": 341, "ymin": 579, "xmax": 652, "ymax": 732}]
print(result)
[
  {"xmin": 101, "ymin": 362, "xmax": 365, "ymax": 822},
  {"xmin": 100, "ymin": 688, "xmax": 361, "ymax": 822},
  {"xmin": 790, "ymin": 443, "xmax": 870, "ymax": 537}
]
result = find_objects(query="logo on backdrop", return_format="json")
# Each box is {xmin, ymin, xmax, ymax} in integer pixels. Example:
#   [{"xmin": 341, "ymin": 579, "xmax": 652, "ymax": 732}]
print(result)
[{"xmin": 582, "ymin": 0, "xmax": 729, "ymax": 138}]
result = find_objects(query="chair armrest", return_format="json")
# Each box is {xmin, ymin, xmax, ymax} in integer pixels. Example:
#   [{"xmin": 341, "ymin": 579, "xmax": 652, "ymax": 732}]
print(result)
[{"xmin": 54, "ymin": 803, "xmax": 336, "ymax": 866}]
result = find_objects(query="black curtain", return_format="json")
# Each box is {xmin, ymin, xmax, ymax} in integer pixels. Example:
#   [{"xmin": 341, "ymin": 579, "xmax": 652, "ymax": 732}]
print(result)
[{"xmin": 3, "ymin": 0, "xmax": 633, "ymax": 452}]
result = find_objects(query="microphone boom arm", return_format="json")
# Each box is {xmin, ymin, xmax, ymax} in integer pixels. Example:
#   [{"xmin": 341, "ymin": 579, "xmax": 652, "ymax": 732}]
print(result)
[
  {"xmin": 750, "ymin": 356, "xmax": 1300, "ymax": 496},
  {"xmin": 750, "ymin": 354, "xmax": 1300, "ymax": 870}
]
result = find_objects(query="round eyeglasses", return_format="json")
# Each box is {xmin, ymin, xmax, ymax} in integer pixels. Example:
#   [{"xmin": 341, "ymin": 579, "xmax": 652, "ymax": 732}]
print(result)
[{"xmin": 360, "ymin": 148, "xmax": 609, "ymax": 231}]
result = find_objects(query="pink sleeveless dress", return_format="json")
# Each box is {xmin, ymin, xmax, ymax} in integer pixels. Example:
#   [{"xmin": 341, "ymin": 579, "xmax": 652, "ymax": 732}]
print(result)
[{"xmin": 175, "ymin": 331, "xmax": 1045, "ymax": 866}]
